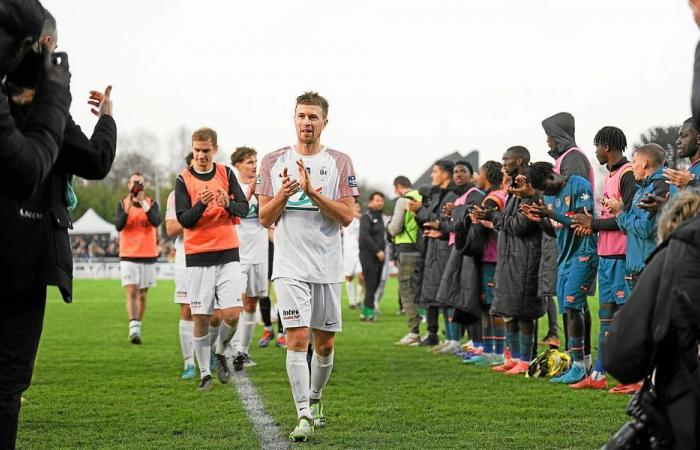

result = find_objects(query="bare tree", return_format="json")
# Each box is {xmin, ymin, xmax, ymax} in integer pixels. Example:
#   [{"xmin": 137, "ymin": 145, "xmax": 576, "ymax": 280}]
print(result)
[{"xmin": 637, "ymin": 125, "xmax": 681, "ymax": 169}]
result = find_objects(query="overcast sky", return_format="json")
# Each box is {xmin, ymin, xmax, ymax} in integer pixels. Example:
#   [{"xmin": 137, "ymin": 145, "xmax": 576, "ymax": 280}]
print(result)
[{"xmin": 45, "ymin": 0, "xmax": 699, "ymax": 193}]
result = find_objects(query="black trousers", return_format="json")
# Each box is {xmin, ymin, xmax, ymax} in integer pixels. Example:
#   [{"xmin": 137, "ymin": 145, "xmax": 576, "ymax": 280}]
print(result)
[
  {"xmin": 0, "ymin": 286, "xmax": 47, "ymax": 450},
  {"xmin": 359, "ymin": 251, "xmax": 383, "ymax": 310}
]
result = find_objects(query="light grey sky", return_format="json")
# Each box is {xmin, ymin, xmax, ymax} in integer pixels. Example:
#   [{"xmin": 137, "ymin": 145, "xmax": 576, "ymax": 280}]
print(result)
[{"xmin": 45, "ymin": 0, "xmax": 698, "ymax": 193}]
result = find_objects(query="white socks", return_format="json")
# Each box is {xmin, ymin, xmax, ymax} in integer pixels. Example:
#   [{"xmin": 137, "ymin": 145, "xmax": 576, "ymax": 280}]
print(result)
[
  {"xmin": 286, "ymin": 350, "xmax": 311, "ymax": 419},
  {"xmin": 194, "ymin": 334, "xmax": 211, "ymax": 379},
  {"xmin": 217, "ymin": 321, "xmax": 237, "ymax": 355},
  {"xmin": 346, "ymin": 281, "xmax": 356, "ymax": 306},
  {"xmin": 178, "ymin": 320, "xmax": 194, "ymax": 367},
  {"xmin": 129, "ymin": 320, "xmax": 141, "ymax": 337},
  {"xmin": 209, "ymin": 325, "xmax": 220, "ymax": 350},
  {"xmin": 310, "ymin": 351, "xmax": 334, "ymax": 401},
  {"xmin": 237, "ymin": 311, "xmax": 256, "ymax": 355}
]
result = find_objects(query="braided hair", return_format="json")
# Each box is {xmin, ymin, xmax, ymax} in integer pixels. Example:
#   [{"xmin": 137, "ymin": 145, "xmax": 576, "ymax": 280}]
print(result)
[{"xmin": 594, "ymin": 126, "xmax": 627, "ymax": 153}]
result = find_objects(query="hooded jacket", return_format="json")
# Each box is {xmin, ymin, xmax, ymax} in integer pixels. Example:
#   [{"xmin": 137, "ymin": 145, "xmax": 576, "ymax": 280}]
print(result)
[
  {"xmin": 615, "ymin": 168, "xmax": 677, "ymax": 276},
  {"xmin": 542, "ymin": 112, "xmax": 593, "ymax": 182}
]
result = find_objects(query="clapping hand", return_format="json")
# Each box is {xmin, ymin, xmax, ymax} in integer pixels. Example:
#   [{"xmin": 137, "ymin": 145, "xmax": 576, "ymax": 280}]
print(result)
[{"xmin": 88, "ymin": 85, "xmax": 113, "ymax": 116}]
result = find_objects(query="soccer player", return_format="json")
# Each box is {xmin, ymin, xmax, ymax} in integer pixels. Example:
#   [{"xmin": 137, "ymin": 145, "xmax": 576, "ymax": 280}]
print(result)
[
  {"xmin": 165, "ymin": 153, "xmax": 196, "ymax": 380},
  {"xmin": 605, "ymin": 144, "xmax": 676, "ymax": 292},
  {"xmin": 463, "ymin": 161, "xmax": 507, "ymax": 367},
  {"xmin": 342, "ymin": 203, "xmax": 364, "ymax": 309},
  {"xmin": 359, "ymin": 192, "xmax": 386, "ymax": 321},
  {"xmin": 569, "ymin": 127, "xmax": 636, "ymax": 391},
  {"xmin": 115, "ymin": 173, "xmax": 162, "ymax": 344},
  {"xmin": 257, "ymin": 92, "xmax": 359, "ymax": 442},
  {"xmin": 474, "ymin": 147, "xmax": 544, "ymax": 376},
  {"xmin": 665, "ymin": 117, "xmax": 700, "ymax": 188},
  {"xmin": 175, "ymin": 128, "xmax": 248, "ymax": 391},
  {"xmin": 388, "ymin": 176, "xmax": 423, "ymax": 346},
  {"xmin": 522, "ymin": 162, "xmax": 598, "ymax": 385},
  {"xmin": 230, "ymin": 146, "xmax": 269, "ymax": 367}
]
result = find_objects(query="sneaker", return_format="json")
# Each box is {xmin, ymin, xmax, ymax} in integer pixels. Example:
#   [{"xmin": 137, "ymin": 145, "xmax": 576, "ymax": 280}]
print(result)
[
  {"xmin": 463, "ymin": 354, "xmax": 490, "ymax": 365},
  {"xmin": 258, "ymin": 330, "xmax": 274, "ymax": 348},
  {"xmin": 289, "ymin": 416, "xmax": 314, "ymax": 442},
  {"xmin": 241, "ymin": 353, "xmax": 257, "ymax": 368},
  {"xmin": 129, "ymin": 334, "xmax": 141, "ymax": 345},
  {"xmin": 232, "ymin": 351, "xmax": 245, "ymax": 372},
  {"xmin": 437, "ymin": 341, "xmax": 461, "ymax": 355},
  {"xmin": 492, "ymin": 359, "xmax": 517, "ymax": 372},
  {"xmin": 569, "ymin": 375, "xmax": 608, "ymax": 390},
  {"xmin": 276, "ymin": 334, "xmax": 287, "ymax": 348},
  {"xmin": 214, "ymin": 353, "xmax": 229, "ymax": 383},
  {"xmin": 181, "ymin": 364, "xmax": 196, "ymax": 380},
  {"xmin": 310, "ymin": 401, "xmax": 325, "ymax": 427},
  {"xmin": 505, "ymin": 360, "xmax": 530, "ymax": 375},
  {"xmin": 430, "ymin": 341, "xmax": 450, "ymax": 353},
  {"xmin": 490, "ymin": 354, "xmax": 505, "ymax": 366},
  {"xmin": 418, "ymin": 334, "xmax": 439, "ymax": 347},
  {"xmin": 395, "ymin": 333, "xmax": 421, "ymax": 346},
  {"xmin": 197, "ymin": 375, "xmax": 213, "ymax": 392},
  {"xmin": 609, "ymin": 382, "xmax": 642, "ymax": 395},
  {"xmin": 552, "ymin": 364, "xmax": 586, "ymax": 384}
]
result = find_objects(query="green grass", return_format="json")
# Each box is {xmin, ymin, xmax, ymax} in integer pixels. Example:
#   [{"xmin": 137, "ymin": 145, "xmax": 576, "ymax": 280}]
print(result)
[{"xmin": 19, "ymin": 279, "xmax": 629, "ymax": 449}]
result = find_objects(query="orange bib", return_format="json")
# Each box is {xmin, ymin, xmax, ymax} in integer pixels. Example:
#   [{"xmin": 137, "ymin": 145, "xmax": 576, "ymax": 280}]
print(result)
[
  {"xmin": 119, "ymin": 198, "xmax": 158, "ymax": 258},
  {"xmin": 181, "ymin": 164, "xmax": 240, "ymax": 256}
]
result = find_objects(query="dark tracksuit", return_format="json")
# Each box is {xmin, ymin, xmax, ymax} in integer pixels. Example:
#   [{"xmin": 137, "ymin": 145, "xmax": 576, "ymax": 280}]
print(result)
[
  {"xmin": 0, "ymin": 77, "xmax": 116, "ymax": 449},
  {"xmin": 359, "ymin": 209, "xmax": 386, "ymax": 311}
]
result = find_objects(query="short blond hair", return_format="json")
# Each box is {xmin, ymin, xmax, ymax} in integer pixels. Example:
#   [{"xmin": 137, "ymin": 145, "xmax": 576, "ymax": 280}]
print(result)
[
  {"xmin": 192, "ymin": 127, "xmax": 217, "ymax": 146},
  {"xmin": 657, "ymin": 189, "xmax": 700, "ymax": 242}
]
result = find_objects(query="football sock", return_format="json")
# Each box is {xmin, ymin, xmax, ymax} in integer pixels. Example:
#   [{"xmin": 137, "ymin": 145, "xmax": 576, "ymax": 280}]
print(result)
[
  {"xmin": 238, "ymin": 311, "xmax": 256, "ymax": 354},
  {"xmin": 505, "ymin": 322, "xmax": 520, "ymax": 361},
  {"xmin": 194, "ymin": 334, "xmax": 211, "ymax": 379},
  {"xmin": 259, "ymin": 297, "xmax": 272, "ymax": 327},
  {"xmin": 310, "ymin": 351, "xmax": 334, "ymax": 401},
  {"xmin": 286, "ymin": 350, "xmax": 311, "ymax": 419},
  {"xmin": 519, "ymin": 333, "xmax": 534, "ymax": 363},
  {"xmin": 209, "ymin": 325, "xmax": 220, "ymax": 350},
  {"xmin": 217, "ymin": 321, "xmax": 237, "ymax": 355},
  {"xmin": 178, "ymin": 320, "xmax": 194, "ymax": 366},
  {"xmin": 493, "ymin": 317, "xmax": 506, "ymax": 355},
  {"xmin": 569, "ymin": 336, "xmax": 585, "ymax": 362},
  {"xmin": 346, "ymin": 281, "xmax": 356, "ymax": 306},
  {"xmin": 129, "ymin": 319, "xmax": 141, "ymax": 337}
]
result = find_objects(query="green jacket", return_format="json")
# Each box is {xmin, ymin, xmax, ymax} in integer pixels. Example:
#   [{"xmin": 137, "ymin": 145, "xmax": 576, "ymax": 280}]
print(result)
[{"xmin": 394, "ymin": 190, "xmax": 422, "ymax": 245}]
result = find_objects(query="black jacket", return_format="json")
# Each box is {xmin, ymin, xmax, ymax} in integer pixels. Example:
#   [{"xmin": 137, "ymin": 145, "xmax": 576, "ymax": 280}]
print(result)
[
  {"xmin": 604, "ymin": 213, "xmax": 700, "ymax": 449},
  {"xmin": 359, "ymin": 209, "xmax": 385, "ymax": 255},
  {"xmin": 0, "ymin": 100, "xmax": 117, "ymax": 302}
]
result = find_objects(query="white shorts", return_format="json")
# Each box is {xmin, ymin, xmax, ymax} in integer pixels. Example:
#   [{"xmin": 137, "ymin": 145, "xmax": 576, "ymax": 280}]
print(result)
[
  {"xmin": 343, "ymin": 256, "xmax": 362, "ymax": 278},
  {"xmin": 173, "ymin": 268, "xmax": 188, "ymax": 304},
  {"xmin": 187, "ymin": 262, "xmax": 243, "ymax": 315},
  {"xmin": 120, "ymin": 261, "xmax": 157, "ymax": 289},
  {"xmin": 273, "ymin": 278, "xmax": 342, "ymax": 332},
  {"xmin": 240, "ymin": 261, "xmax": 269, "ymax": 297}
]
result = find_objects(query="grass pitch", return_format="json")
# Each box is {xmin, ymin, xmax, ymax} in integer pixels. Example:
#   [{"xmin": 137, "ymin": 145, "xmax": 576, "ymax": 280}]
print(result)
[{"xmin": 19, "ymin": 279, "xmax": 628, "ymax": 449}]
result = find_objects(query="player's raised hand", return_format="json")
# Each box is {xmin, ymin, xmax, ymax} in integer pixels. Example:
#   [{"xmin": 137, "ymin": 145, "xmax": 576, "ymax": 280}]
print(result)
[
  {"xmin": 296, "ymin": 159, "xmax": 312, "ymax": 194},
  {"xmin": 603, "ymin": 197, "xmax": 623, "ymax": 215},
  {"xmin": 520, "ymin": 203, "xmax": 542, "ymax": 223},
  {"xmin": 664, "ymin": 168, "xmax": 694, "ymax": 189},
  {"xmin": 279, "ymin": 167, "xmax": 300, "ymax": 198},
  {"xmin": 88, "ymin": 85, "xmax": 113, "ymax": 116},
  {"xmin": 216, "ymin": 189, "xmax": 230, "ymax": 208}
]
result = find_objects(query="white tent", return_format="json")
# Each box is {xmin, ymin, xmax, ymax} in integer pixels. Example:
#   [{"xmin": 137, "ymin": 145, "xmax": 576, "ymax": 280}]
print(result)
[{"xmin": 69, "ymin": 208, "xmax": 118, "ymax": 238}]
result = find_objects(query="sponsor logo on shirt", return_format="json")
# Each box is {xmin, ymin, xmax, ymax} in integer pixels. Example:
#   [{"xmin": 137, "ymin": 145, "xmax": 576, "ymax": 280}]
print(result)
[
  {"xmin": 347, "ymin": 176, "xmax": 358, "ymax": 188},
  {"xmin": 18, "ymin": 208, "xmax": 43, "ymax": 220},
  {"xmin": 286, "ymin": 187, "xmax": 322, "ymax": 210}
]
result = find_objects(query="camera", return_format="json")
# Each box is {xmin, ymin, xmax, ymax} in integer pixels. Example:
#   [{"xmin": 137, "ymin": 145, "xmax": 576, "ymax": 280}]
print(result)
[{"xmin": 602, "ymin": 383, "xmax": 673, "ymax": 450}]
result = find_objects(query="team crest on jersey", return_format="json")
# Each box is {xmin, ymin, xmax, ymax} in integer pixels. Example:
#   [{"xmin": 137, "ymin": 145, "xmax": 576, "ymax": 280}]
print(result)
[
  {"xmin": 318, "ymin": 166, "xmax": 329, "ymax": 181},
  {"xmin": 555, "ymin": 199, "xmax": 561, "ymax": 208},
  {"xmin": 256, "ymin": 174, "xmax": 262, "ymax": 185},
  {"xmin": 348, "ymin": 176, "xmax": 358, "ymax": 188},
  {"xmin": 564, "ymin": 196, "xmax": 571, "ymax": 207}
]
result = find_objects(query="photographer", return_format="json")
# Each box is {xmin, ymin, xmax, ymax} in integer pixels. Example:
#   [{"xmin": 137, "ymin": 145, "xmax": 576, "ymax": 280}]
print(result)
[
  {"xmin": 0, "ymin": 1, "xmax": 75, "ymax": 448},
  {"xmin": 603, "ymin": 189, "xmax": 700, "ymax": 449},
  {"xmin": 115, "ymin": 174, "xmax": 161, "ymax": 344}
]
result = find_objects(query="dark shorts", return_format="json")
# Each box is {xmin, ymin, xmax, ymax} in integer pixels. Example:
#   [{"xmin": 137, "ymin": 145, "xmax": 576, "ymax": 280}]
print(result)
[
  {"xmin": 556, "ymin": 254, "xmax": 598, "ymax": 312},
  {"xmin": 598, "ymin": 258, "xmax": 629, "ymax": 305},
  {"xmin": 480, "ymin": 262, "xmax": 496, "ymax": 306}
]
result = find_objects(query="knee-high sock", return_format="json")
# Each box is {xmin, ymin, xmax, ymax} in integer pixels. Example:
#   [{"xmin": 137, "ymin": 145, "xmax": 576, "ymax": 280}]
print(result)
[
  {"xmin": 217, "ymin": 321, "xmax": 237, "ymax": 355},
  {"xmin": 310, "ymin": 351, "xmax": 334, "ymax": 401},
  {"xmin": 493, "ymin": 316, "xmax": 506, "ymax": 356},
  {"xmin": 567, "ymin": 310, "xmax": 585, "ymax": 362},
  {"xmin": 594, "ymin": 304, "xmax": 616, "ymax": 376},
  {"xmin": 259, "ymin": 297, "xmax": 272, "ymax": 328},
  {"xmin": 505, "ymin": 320, "xmax": 520, "ymax": 360},
  {"xmin": 346, "ymin": 281, "xmax": 356, "ymax": 306},
  {"xmin": 237, "ymin": 311, "xmax": 256, "ymax": 355},
  {"xmin": 482, "ymin": 311, "xmax": 494, "ymax": 354},
  {"xmin": 584, "ymin": 305, "xmax": 592, "ymax": 357},
  {"xmin": 193, "ymin": 334, "xmax": 211, "ymax": 379},
  {"xmin": 209, "ymin": 325, "xmax": 220, "ymax": 350},
  {"xmin": 178, "ymin": 320, "xmax": 194, "ymax": 366},
  {"xmin": 519, "ymin": 319, "xmax": 536, "ymax": 362},
  {"xmin": 286, "ymin": 350, "xmax": 311, "ymax": 419},
  {"xmin": 356, "ymin": 284, "xmax": 364, "ymax": 306}
]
